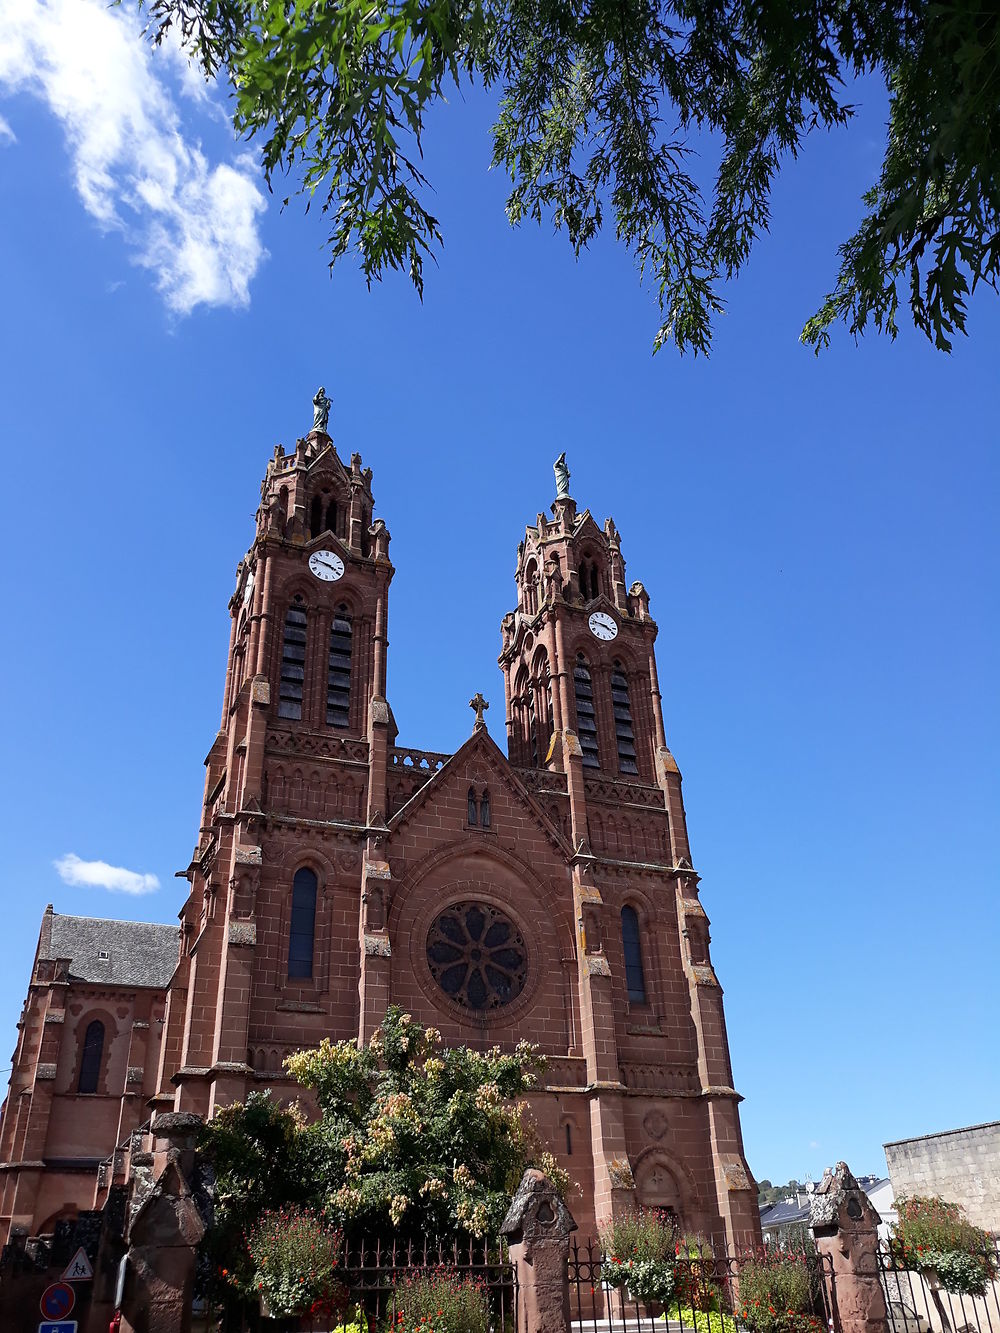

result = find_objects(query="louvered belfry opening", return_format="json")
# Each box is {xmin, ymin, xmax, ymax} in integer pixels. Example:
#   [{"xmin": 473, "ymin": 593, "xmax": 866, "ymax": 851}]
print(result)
[
  {"xmin": 574, "ymin": 656, "xmax": 600, "ymax": 768},
  {"xmin": 611, "ymin": 661, "xmax": 639, "ymax": 774},
  {"xmin": 278, "ymin": 606, "xmax": 308, "ymax": 720},
  {"xmin": 326, "ymin": 608, "xmax": 352, "ymax": 727}
]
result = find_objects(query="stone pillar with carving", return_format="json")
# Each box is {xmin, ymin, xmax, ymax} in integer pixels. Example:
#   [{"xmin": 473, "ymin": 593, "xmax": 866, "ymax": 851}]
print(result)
[
  {"xmin": 501, "ymin": 1169, "xmax": 578, "ymax": 1333},
  {"xmin": 809, "ymin": 1162, "xmax": 889, "ymax": 1333},
  {"xmin": 119, "ymin": 1112, "xmax": 207, "ymax": 1333}
]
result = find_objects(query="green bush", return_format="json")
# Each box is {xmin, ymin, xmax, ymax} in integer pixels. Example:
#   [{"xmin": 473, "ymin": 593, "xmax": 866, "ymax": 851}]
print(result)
[
  {"xmin": 389, "ymin": 1269, "xmax": 490, "ymax": 1333},
  {"xmin": 736, "ymin": 1253, "xmax": 821, "ymax": 1333},
  {"xmin": 245, "ymin": 1205, "xmax": 345, "ymax": 1316}
]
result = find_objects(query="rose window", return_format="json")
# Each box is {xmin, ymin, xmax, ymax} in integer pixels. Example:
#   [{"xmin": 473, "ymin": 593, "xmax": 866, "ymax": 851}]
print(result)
[{"xmin": 426, "ymin": 902, "xmax": 527, "ymax": 1010}]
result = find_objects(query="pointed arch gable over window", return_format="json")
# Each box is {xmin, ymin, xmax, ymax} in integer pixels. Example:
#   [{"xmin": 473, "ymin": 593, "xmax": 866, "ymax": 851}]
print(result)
[
  {"xmin": 621, "ymin": 905, "xmax": 647, "ymax": 1003},
  {"xmin": 78, "ymin": 1019, "xmax": 105, "ymax": 1094},
  {"xmin": 278, "ymin": 605, "xmax": 308, "ymax": 720},
  {"xmin": 288, "ymin": 867, "xmax": 318, "ymax": 978},
  {"xmin": 327, "ymin": 607, "xmax": 352, "ymax": 727},
  {"xmin": 611, "ymin": 661, "xmax": 639, "ymax": 775},
  {"xmin": 574, "ymin": 655, "xmax": 600, "ymax": 768}
]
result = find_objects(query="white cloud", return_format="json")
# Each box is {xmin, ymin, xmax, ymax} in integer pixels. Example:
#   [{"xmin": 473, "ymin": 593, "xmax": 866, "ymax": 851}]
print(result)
[
  {"xmin": 55, "ymin": 852, "xmax": 160, "ymax": 896},
  {"xmin": 0, "ymin": 112, "xmax": 14, "ymax": 144},
  {"xmin": 0, "ymin": 0, "xmax": 267, "ymax": 313}
]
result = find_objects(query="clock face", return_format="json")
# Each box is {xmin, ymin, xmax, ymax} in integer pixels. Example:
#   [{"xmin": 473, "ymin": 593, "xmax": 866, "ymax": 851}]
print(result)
[
  {"xmin": 588, "ymin": 610, "xmax": 618, "ymax": 641},
  {"xmin": 308, "ymin": 549, "xmax": 345, "ymax": 582}
]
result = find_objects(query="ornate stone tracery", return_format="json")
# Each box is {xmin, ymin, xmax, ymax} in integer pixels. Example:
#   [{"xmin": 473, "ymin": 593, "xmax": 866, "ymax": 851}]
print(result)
[{"xmin": 426, "ymin": 901, "xmax": 528, "ymax": 1010}]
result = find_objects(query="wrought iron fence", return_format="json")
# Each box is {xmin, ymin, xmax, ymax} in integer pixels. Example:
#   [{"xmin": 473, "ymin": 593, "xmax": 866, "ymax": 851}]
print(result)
[
  {"xmin": 193, "ymin": 1234, "xmax": 517, "ymax": 1333},
  {"xmin": 567, "ymin": 1238, "xmax": 837, "ymax": 1333},
  {"xmin": 878, "ymin": 1237, "xmax": 1000, "ymax": 1333}
]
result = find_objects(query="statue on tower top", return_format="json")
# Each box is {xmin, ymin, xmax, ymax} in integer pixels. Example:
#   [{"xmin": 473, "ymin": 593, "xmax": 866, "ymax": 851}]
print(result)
[
  {"xmin": 553, "ymin": 451, "xmax": 571, "ymax": 499},
  {"xmin": 311, "ymin": 386, "xmax": 332, "ymax": 435}
]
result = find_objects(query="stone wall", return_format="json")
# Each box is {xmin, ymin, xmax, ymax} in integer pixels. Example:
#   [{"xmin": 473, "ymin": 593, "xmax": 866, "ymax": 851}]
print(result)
[{"xmin": 884, "ymin": 1121, "xmax": 1000, "ymax": 1230}]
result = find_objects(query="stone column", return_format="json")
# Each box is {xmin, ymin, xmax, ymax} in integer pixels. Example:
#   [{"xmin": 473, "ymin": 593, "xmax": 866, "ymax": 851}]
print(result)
[
  {"xmin": 120, "ymin": 1112, "xmax": 206, "ymax": 1333},
  {"xmin": 809, "ymin": 1161, "xmax": 889, "ymax": 1333},
  {"xmin": 501, "ymin": 1169, "xmax": 577, "ymax": 1333}
]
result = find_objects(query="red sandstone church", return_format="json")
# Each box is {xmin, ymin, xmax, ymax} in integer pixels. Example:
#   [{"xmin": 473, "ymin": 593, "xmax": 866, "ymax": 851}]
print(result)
[{"xmin": 0, "ymin": 407, "xmax": 760, "ymax": 1250}]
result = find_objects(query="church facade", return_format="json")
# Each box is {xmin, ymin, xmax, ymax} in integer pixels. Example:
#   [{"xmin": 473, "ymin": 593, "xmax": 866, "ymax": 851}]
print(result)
[{"xmin": 1, "ymin": 412, "xmax": 759, "ymax": 1248}]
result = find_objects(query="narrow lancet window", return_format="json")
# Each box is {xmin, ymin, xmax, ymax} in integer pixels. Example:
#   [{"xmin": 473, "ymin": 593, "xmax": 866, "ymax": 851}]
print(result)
[
  {"xmin": 78, "ymin": 1019, "xmax": 105, "ymax": 1094},
  {"xmin": 468, "ymin": 787, "xmax": 478, "ymax": 825},
  {"xmin": 288, "ymin": 867, "xmax": 318, "ymax": 978},
  {"xmin": 574, "ymin": 656, "xmax": 600, "ymax": 768},
  {"xmin": 611, "ymin": 662, "xmax": 639, "ymax": 775},
  {"xmin": 278, "ymin": 606, "xmax": 308, "ymax": 720},
  {"xmin": 310, "ymin": 495, "xmax": 323, "ymax": 538},
  {"xmin": 621, "ymin": 905, "xmax": 647, "ymax": 1002},
  {"xmin": 326, "ymin": 608, "xmax": 352, "ymax": 727},
  {"xmin": 480, "ymin": 789, "xmax": 491, "ymax": 828}
]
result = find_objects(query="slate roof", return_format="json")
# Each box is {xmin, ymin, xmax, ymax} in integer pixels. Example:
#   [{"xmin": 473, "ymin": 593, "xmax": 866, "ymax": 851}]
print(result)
[{"xmin": 43, "ymin": 909, "xmax": 179, "ymax": 988}]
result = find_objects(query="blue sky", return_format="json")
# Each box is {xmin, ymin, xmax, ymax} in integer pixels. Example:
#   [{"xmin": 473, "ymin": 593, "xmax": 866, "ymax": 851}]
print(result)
[{"xmin": 1, "ymin": 0, "xmax": 997, "ymax": 1189}]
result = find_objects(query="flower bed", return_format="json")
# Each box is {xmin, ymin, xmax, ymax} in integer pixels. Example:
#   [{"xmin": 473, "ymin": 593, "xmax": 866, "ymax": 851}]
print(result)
[{"xmin": 389, "ymin": 1269, "xmax": 490, "ymax": 1333}]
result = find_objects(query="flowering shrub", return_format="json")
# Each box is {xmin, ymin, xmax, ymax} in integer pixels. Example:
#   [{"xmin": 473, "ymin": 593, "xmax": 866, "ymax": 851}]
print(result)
[
  {"xmin": 736, "ymin": 1252, "xmax": 819, "ymax": 1333},
  {"xmin": 601, "ymin": 1209, "xmax": 677, "ymax": 1305},
  {"xmin": 389, "ymin": 1269, "xmax": 490, "ymax": 1333},
  {"xmin": 245, "ymin": 1206, "xmax": 345, "ymax": 1316},
  {"xmin": 283, "ymin": 1007, "xmax": 572, "ymax": 1238},
  {"xmin": 891, "ymin": 1196, "xmax": 997, "ymax": 1297}
]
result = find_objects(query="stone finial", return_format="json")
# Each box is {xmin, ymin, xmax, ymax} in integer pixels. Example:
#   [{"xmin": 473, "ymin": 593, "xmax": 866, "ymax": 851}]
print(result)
[
  {"xmin": 810, "ymin": 1161, "xmax": 881, "ymax": 1232},
  {"xmin": 469, "ymin": 692, "xmax": 489, "ymax": 731},
  {"xmin": 501, "ymin": 1168, "xmax": 577, "ymax": 1253}
]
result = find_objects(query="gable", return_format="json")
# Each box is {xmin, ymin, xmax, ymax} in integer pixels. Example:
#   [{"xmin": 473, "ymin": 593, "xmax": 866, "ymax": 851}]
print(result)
[{"xmin": 387, "ymin": 728, "xmax": 570, "ymax": 860}]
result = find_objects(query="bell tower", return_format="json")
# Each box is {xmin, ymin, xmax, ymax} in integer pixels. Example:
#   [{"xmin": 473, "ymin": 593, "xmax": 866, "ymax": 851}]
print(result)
[
  {"xmin": 499, "ymin": 456, "xmax": 761, "ymax": 1244},
  {"xmin": 157, "ymin": 396, "xmax": 395, "ymax": 1117}
]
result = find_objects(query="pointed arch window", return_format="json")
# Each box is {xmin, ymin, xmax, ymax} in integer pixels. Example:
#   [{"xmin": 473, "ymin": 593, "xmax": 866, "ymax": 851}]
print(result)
[
  {"xmin": 310, "ymin": 495, "xmax": 323, "ymax": 538},
  {"xmin": 78, "ymin": 1019, "xmax": 105, "ymax": 1094},
  {"xmin": 325, "ymin": 500, "xmax": 339, "ymax": 536},
  {"xmin": 468, "ymin": 787, "xmax": 478, "ymax": 825},
  {"xmin": 288, "ymin": 867, "xmax": 318, "ymax": 978},
  {"xmin": 574, "ymin": 656, "xmax": 600, "ymax": 768},
  {"xmin": 278, "ymin": 606, "xmax": 308, "ymax": 720},
  {"xmin": 621, "ymin": 905, "xmax": 647, "ymax": 1003},
  {"xmin": 580, "ymin": 559, "xmax": 600, "ymax": 602},
  {"xmin": 611, "ymin": 662, "xmax": 639, "ymax": 775},
  {"xmin": 326, "ymin": 607, "xmax": 352, "ymax": 727},
  {"xmin": 480, "ymin": 789, "xmax": 491, "ymax": 828}
]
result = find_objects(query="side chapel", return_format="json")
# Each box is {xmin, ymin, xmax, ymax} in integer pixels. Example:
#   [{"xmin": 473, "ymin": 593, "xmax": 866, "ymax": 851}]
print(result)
[{"xmin": 0, "ymin": 402, "xmax": 760, "ymax": 1248}]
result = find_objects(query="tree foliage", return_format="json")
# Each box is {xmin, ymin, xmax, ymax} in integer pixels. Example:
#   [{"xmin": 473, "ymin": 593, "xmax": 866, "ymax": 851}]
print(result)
[
  {"xmin": 144, "ymin": 0, "xmax": 1000, "ymax": 354},
  {"xmin": 200, "ymin": 1007, "xmax": 569, "ymax": 1253}
]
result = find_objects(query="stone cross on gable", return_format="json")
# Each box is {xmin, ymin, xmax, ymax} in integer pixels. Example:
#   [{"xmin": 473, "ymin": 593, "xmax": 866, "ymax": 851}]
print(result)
[{"xmin": 469, "ymin": 693, "xmax": 489, "ymax": 730}]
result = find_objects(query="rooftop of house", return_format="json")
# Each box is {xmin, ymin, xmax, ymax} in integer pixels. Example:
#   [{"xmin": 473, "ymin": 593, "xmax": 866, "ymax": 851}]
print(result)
[
  {"xmin": 41, "ymin": 908, "xmax": 179, "ymax": 989},
  {"xmin": 759, "ymin": 1177, "xmax": 892, "ymax": 1230}
]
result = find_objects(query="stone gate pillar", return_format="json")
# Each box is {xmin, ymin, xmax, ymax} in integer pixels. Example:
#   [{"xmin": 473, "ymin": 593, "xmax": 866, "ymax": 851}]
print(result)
[
  {"xmin": 120, "ymin": 1112, "xmax": 206, "ymax": 1333},
  {"xmin": 809, "ymin": 1161, "xmax": 889, "ymax": 1333},
  {"xmin": 501, "ymin": 1169, "xmax": 577, "ymax": 1333}
]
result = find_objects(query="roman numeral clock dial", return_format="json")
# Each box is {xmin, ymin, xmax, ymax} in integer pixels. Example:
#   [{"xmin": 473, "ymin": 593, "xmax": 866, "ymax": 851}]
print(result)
[
  {"xmin": 588, "ymin": 611, "xmax": 618, "ymax": 641},
  {"xmin": 308, "ymin": 550, "xmax": 344, "ymax": 582}
]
